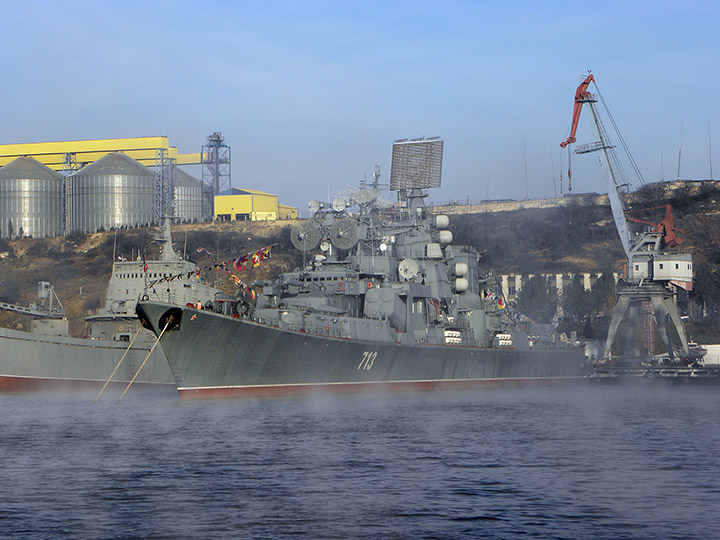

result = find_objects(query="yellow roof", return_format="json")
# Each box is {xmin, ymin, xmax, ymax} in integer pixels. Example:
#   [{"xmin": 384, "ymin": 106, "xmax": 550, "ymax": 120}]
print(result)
[{"xmin": 0, "ymin": 136, "xmax": 201, "ymax": 170}]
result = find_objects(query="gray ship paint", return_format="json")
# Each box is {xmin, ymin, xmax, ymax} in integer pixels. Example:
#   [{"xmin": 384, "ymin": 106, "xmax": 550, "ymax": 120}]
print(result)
[
  {"xmin": 139, "ymin": 175, "xmax": 588, "ymax": 399},
  {"xmin": 0, "ymin": 218, "xmax": 225, "ymax": 392}
]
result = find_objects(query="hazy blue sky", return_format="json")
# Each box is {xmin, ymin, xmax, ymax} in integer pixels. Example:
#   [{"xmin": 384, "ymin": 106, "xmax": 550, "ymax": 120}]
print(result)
[{"xmin": 2, "ymin": 1, "xmax": 719, "ymax": 210}]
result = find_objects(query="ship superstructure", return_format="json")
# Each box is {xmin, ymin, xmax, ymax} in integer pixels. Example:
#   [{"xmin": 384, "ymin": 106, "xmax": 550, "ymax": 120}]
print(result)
[
  {"xmin": 256, "ymin": 169, "xmax": 523, "ymax": 350},
  {"xmin": 84, "ymin": 217, "xmax": 221, "ymax": 342}
]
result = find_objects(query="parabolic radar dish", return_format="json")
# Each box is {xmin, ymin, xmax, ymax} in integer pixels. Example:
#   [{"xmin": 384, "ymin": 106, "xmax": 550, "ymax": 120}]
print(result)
[
  {"xmin": 352, "ymin": 187, "xmax": 378, "ymax": 206},
  {"xmin": 398, "ymin": 258, "xmax": 421, "ymax": 281},
  {"xmin": 332, "ymin": 197, "xmax": 347, "ymax": 213},
  {"xmin": 329, "ymin": 217, "xmax": 359, "ymax": 250},
  {"xmin": 290, "ymin": 221, "xmax": 322, "ymax": 251}
]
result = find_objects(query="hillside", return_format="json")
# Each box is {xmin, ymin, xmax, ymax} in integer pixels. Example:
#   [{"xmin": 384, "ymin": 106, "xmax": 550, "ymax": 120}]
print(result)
[
  {"xmin": 0, "ymin": 220, "xmax": 301, "ymax": 336},
  {"xmin": 1, "ymin": 181, "xmax": 720, "ymax": 338},
  {"xmin": 445, "ymin": 181, "xmax": 720, "ymax": 275},
  {"xmin": 443, "ymin": 181, "xmax": 720, "ymax": 341}
]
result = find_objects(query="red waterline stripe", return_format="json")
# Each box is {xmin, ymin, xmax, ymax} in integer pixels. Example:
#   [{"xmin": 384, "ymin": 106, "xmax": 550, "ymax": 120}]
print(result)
[
  {"xmin": 177, "ymin": 377, "xmax": 590, "ymax": 400},
  {"xmin": 0, "ymin": 374, "xmax": 172, "ymax": 393}
]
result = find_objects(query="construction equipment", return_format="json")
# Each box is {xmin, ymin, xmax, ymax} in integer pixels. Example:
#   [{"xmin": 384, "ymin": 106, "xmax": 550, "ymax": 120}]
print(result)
[
  {"xmin": 559, "ymin": 73, "xmax": 697, "ymax": 366},
  {"xmin": 0, "ymin": 282, "xmax": 65, "ymax": 319}
]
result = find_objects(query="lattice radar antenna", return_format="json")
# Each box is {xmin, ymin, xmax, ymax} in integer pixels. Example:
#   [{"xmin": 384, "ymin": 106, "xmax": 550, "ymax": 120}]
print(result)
[{"xmin": 389, "ymin": 137, "xmax": 443, "ymax": 191}]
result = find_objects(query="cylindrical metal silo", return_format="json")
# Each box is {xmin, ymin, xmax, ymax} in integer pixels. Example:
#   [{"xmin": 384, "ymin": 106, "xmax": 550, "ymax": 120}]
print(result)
[
  {"xmin": 173, "ymin": 168, "xmax": 202, "ymax": 222},
  {"xmin": 66, "ymin": 152, "xmax": 155, "ymax": 233},
  {"xmin": 0, "ymin": 157, "xmax": 63, "ymax": 238}
]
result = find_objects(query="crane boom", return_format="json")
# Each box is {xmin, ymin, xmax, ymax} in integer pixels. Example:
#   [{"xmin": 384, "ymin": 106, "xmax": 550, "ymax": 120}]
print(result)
[
  {"xmin": 559, "ymin": 73, "xmax": 632, "ymax": 256},
  {"xmin": 560, "ymin": 74, "xmax": 594, "ymax": 149}
]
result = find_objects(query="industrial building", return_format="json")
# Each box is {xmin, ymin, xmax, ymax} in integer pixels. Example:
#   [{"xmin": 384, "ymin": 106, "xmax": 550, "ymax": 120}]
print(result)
[
  {"xmin": 0, "ymin": 156, "xmax": 63, "ymax": 238},
  {"xmin": 174, "ymin": 168, "xmax": 203, "ymax": 222},
  {"xmin": 0, "ymin": 136, "xmax": 200, "ymax": 171},
  {"xmin": 0, "ymin": 134, "xmax": 295, "ymax": 236},
  {"xmin": 214, "ymin": 188, "xmax": 298, "ymax": 221},
  {"xmin": 66, "ymin": 153, "xmax": 156, "ymax": 233}
]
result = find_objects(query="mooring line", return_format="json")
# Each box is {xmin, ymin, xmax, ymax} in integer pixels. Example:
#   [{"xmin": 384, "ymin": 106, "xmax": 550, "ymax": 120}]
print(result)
[
  {"xmin": 117, "ymin": 317, "xmax": 172, "ymax": 403},
  {"xmin": 94, "ymin": 324, "xmax": 144, "ymax": 403}
]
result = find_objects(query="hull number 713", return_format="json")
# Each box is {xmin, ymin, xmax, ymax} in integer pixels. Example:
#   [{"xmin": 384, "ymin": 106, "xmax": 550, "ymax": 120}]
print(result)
[{"xmin": 357, "ymin": 351, "xmax": 377, "ymax": 370}]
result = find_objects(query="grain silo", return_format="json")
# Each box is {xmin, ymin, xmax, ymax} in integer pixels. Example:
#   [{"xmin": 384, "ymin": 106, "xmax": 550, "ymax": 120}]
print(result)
[
  {"xmin": 173, "ymin": 168, "xmax": 202, "ymax": 222},
  {"xmin": 66, "ymin": 152, "xmax": 155, "ymax": 233},
  {"xmin": 0, "ymin": 156, "xmax": 63, "ymax": 238}
]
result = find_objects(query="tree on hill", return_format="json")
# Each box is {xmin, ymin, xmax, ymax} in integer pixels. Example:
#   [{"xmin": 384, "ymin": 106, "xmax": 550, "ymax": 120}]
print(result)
[
  {"xmin": 694, "ymin": 262, "xmax": 720, "ymax": 307},
  {"xmin": 564, "ymin": 275, "xmax": 592, "ymax": 321},
  {"xmin": 589, "ymin": 271, "xmax": 616, "ymax": 316},
  {"xmin": 516, "ymin": 275, "xmax": 556, "ymax": 323}
]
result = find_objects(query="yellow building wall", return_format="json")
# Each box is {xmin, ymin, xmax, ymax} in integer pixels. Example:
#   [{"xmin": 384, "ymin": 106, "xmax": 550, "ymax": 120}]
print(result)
[
  {"xmin": 278, "ymin": 204, "xmax": 298, "ymax": 219},
  {"xmin": 214, "ymin": 192, "xmax": 279, "ymax": 221}
]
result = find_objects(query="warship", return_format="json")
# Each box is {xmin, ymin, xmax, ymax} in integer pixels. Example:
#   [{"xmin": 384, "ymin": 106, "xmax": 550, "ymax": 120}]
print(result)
[
  {"xmin": 0, "ymin": 218, "xmax": 224, "ymax": 392},
  {"xmin": 138, "ymin": 138, "xmax": 589, "ymax": 399}
]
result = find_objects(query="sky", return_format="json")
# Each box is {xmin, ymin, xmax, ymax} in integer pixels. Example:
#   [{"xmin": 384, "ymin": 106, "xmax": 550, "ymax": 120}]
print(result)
[{"xmin": 2, "ymin": 1, "xmax": 719, "ymax": 211}]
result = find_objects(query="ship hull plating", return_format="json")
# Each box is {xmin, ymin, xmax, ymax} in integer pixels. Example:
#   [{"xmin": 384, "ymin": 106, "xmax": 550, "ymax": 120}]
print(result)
[
  {"xmin": 138, "ymin": 302, "xmax": 589, "ymax": 400},
  {"xmin": 0, "ymin": 326, "xmax": 174, "ymax": 393}
]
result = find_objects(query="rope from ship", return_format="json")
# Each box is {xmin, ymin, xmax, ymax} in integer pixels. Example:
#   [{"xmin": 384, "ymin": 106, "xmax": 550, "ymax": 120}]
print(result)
[
  {"xmin": 116, "ymin": 316, "xmax": 173, "ymax": 403},
  {"xmin": 93, "ymin": 324, "xmax": 144, "ymax": 403}
]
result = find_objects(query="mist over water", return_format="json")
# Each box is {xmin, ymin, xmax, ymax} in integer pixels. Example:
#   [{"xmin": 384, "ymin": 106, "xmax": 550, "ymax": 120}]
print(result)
[{"xmin": 1, "ymin": 385, "xmax": 719, "ymax": 539}]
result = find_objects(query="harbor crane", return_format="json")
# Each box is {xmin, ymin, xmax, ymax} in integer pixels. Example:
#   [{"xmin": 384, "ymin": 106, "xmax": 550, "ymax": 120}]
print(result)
[
  {"xmin": 560, "ymin": 73, "xmax": 696, "ymax": 365},
  {"xmin": 0, "ymin": 282, "xmax": 65, "ymax": 319}
]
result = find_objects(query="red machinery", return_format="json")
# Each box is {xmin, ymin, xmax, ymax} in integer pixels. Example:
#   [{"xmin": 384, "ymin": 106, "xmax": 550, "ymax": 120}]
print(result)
[
  {"xmin": 560, "ymin": 73, "xmax": 595, "ymax": 149},
  {"xmin": 625, "ymin": 204, "xmax": 685, "ymax": 248}
]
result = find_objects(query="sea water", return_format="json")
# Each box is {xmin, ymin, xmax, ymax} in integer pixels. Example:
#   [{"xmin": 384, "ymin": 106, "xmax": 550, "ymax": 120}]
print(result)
[{"xmin": 1, "ymin": 384, "xmax": 719, "ymax": 539}]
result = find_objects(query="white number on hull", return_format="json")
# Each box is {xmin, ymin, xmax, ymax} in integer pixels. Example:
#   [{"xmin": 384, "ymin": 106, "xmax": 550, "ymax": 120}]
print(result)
[{"xmin": 357, "ymin": 351, "xmax": 377, "ymax": 370}]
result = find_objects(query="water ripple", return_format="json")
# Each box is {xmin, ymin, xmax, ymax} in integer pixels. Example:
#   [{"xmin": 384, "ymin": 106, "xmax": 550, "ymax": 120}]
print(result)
[{"xmin": 1, "ymin": 386, "xmax": 720, "ymax": 539}]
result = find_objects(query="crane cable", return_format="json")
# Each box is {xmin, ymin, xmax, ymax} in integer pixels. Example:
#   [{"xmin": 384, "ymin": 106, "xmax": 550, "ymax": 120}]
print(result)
[
  {"xmin": 593, "ymin": 81, "xmax": 646, "ymax": 186},
  {"xmin": 93, "ymin": 324, "xmax": 144, "ymax": 403},
  {"xmin": 117, "ymin": 316, "xmax": 173, "ymax": 403}
]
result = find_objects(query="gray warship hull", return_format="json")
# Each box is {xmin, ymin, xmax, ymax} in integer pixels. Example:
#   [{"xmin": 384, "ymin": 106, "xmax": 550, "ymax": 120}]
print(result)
[
  {"xmin": 0, "ymin": 325, "xmax": 173, "ymax": 392},
  {"xmin": 138, "ymin": 302, "xmax": 590, "ymax": 400},
  {"xmin": 0, "ymin": 218, "xmax": 221, "ymax": 394}
]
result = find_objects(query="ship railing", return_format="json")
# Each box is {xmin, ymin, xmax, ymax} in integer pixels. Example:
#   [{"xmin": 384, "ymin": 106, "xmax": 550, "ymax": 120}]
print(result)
[
  {"xmin": 376, "ymin": 207, "xmax": 417, "ymax": 223},
  {"xmin": 283, "ymin": 322, "xmax": 346, "ymax": 339}
]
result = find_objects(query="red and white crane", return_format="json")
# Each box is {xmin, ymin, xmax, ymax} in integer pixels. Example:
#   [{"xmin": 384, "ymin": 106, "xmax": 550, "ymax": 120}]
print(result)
[{"xmin": 559, "ymin": 73, "xmax": 696, "ymax": 364}]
